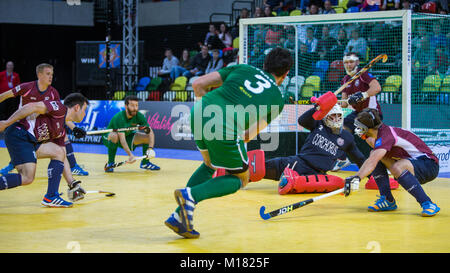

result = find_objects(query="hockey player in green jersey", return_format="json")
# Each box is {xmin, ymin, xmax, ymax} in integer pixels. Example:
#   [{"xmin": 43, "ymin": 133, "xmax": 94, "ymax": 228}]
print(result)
[
  {"xmin": 102, "ymin": 95, "xmax": 160, "ymax": 172},
  {"xmin": 165, "ymin": 47, "xmax": 293, "ymax": 238}
]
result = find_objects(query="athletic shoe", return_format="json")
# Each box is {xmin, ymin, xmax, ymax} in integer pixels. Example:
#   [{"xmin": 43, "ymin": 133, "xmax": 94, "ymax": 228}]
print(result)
[
  {"xmin": 140, "ymin": 161, "xmax": 160, "ymax": 170},
  {"xmin": 174, "ymin": 187, "xmax": 196, "ymax": 232},
  {"xmin": 165, "ymin": 212, "xmax": 200, "ymax": 239},
  {"xmin": 104, "ymin": 163, "xmax": 114, "ymax": 173},
  {"xmin": 0, "ymin": 163, "xmax": 14, "ymax": 176},
  {"xmin": 331, "ymin": 158, "xmax": 351, "ymax": 172},
  {"xmin": 41, "ymin": 194, "xmax": 73, "ymax": 208},
  {"xmin": 368, "ymin": 195, "xmax": 398, "ymax": 212},
  {"xmin": 421, "ymin": 201, "xmax": 440, "ymax": 217},
  {"xmin": 71, "ymin": 163, "xmax": 89, "ymax": 176}
]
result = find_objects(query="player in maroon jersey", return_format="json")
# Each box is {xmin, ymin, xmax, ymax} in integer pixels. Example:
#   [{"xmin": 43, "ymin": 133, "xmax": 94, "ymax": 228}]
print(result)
[
  {"xmin": 343, "ymin": 108, "xmax": 440, "ymax": 217},
  {"xmin": 332, "ymin": 52, "xmax": 382, "ymax": 171},
  {"xmin": 0, "ymin": 93, "xmax": 89, "ymax": 207},
  {"xmin": 0, "ymin": 63, "xmax": 88, "ymax": 179}
]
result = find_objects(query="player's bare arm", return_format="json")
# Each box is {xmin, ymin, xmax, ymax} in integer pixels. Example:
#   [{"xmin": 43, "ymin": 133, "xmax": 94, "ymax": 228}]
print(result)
[
  {"xmin": 366, "ymin": 79, "xmax": 381, "ymax": 97},
  {"xmin": 192, "ymin": 71, "xmax": 223, "ymax": 98},
  {"xmin": 0, "ymin": 101, "xmax": 47, "ymax": 131},
  {"xmin": 0, "ymin": 89, "xmax": 14, "ymax": 104}
]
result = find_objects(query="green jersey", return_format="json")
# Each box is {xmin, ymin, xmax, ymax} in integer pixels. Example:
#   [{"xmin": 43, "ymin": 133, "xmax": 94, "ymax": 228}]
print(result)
[
  {"xmin": 105, "ymin": 110, "xmax": 149, "ymax": 137},
  {"xmin": 194, "ymin": 64, "xmax": 284, "ymax": 140}
]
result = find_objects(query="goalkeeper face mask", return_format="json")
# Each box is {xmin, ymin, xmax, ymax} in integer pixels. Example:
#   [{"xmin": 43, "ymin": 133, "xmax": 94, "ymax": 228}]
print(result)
[
  {"xmin": 343, "ymin": 55, "xmax": 359, "ymax": 76},
  {"xmin": 324, "ymin": 104, "xmax": 343, "ymax": 134}
]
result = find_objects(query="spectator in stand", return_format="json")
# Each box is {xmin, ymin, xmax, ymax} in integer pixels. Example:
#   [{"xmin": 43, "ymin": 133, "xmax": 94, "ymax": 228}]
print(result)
[
  {"xmin": 218, "ymin": 23, "xmax": 233, "ymax": 50},
  {"xmin": 430, "ymin": 22, "xmax": 447, "ymax": 50},
  {"xmin": 264, "ymin": 6, "xmax": 275, "ymax": 17},
  {"xmin": 303, "ymin": 26, "xmax": 318, "ymax": 53},
  {"xmin": 205, "ymin": 24, "xmax": 225, "ymax": 50},
  {"xmin": 231, "ymin": 8, "xmax": 250, "ymax": 39},
  {"xmin": 170, "ymin": 49, "xmax": 191, "ymax": 80},
  {"xmin": 158, "ymin": 48, "xmax": 179, "ymax": 78},
  {"xmin": 183, "ymin": 44, "xmax": 211, "ymax": 79},
  {"xmin": 360, "ymin": 0, "xmax": 381, "ymax": 11},
  {"xmin": 254, "ymin": 6, "xmax": 265, "ymax": 17},
  {"xmin": 411, "ymin": 24, "xmax": 430, "ymax": 51},
  {"xmin": 367, "ymin": 22, "xmax": 387, "ymax": 57},
  {"xmin": 344, "ymin": 28, "xmax": 367, "ymax": 61},
  {"xmin": 264, "ymin": 0, "xmax": 285, "ymax": 12},
  {"xmin": 298, "ymin": 42, "xmax": 319, "ymax": 77},
  {"xmin": 434, "ymin": 46, "xmax": 449, "ymax": 77},
  {"xmin": 323, "ymin": 0, "xmax": 337, "ymax": 14},
  {"xmin": 265, "ymin": 25, "xmax": 283, "ymax": 48},
  {"xmin": 331, "ymin": 28, "xmax": 348, "ymax": 61},
  {"xmin": 382, "ymin": 0, "xmax": 401, "ymax": 10},
  {"xmin": 305, "ymin": 3, "xmax": 321, "ymax": 14},
  {"xmin": 401, "ymin": 0, "xmax": 414, "ymax": 10},
  {"xmin": 318, "ymin": 25, "xmax": 338, "ymax": 63},
  {"xmin": 0, "ymin": 61, "xmax": 21, "ymax": 121},
  {"xmin": 412, "ymin": 36, "xmax": 435, "ymax": 90},
  {"xmin": 283, "ymin": 29, "xmax": 296, "ymax": 53},
  {"xmin": 205, "ymin": 49, "xmax": 224, "ymax": 74},
  {"xmin": 346, "ymin": 0, "xmax": 363, "ymax": 11}
]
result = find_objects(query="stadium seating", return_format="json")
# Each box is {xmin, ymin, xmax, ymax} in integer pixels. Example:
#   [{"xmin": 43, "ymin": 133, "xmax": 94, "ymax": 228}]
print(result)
[
  {"xmin": 137, "ymin": 91, "xmax": 149, "ymax": 101},
  {"xmin": 312, "ymin": 60, "xmax": 329, "ymax": 82},
  {"xmin": 305, "ymin": 75, "xmax": 321, "ymax": 93},
  {"xmin": 421, "ymin": 74, "xmax": 442, "ymax": 103},
  {"xmin": 233, "ymin": 37, "xmax": 239, "ymax": 49},
  {"xmin": 136, "ymin": 77, "xmax": 151, "ymax": 91},
  {"xmin": 146, "ymin": 77, "xmax": 162, "ymax": 91},
  {"xmin": 438, "ymin": 75, "xmax": 450, "ymax": 104},
  {"xmin": 289, "ymin": 10, "xmax": 302, "ymax": 16},
  {"xmin": 325, "ymin": 60, "xmax": 345, "ymax": 91},
  {"xmin": 380, "ymin": 75, "xmax": 402, "ymax": 103},
  {"xmin": 170, "ymin": 76, "xmax": 188, "ymax": 101},
  {"xmin": 113, "ymin": 91, "xmax": 126, "ymax": 100}
]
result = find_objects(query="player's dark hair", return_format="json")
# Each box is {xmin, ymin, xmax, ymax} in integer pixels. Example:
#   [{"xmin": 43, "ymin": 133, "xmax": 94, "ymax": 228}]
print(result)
[
  {"xmin": 355, "ymin": 108, "xmax": 382, "ymax": 129},
  {"xmin": 124, "ymin": 95, "xmax": 139, "ymax": 105},
  {"xmin": 263, "ymin": 47, "xmax": 293, "ymax": 77},
  {"xmin": 64, "ymin": 93, "xmax": 89, "ymax": 108}
]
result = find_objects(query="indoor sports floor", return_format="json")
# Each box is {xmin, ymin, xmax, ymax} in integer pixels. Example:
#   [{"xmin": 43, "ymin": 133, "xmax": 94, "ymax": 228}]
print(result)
[{"xmin": 0, "ymin": 143, "xmax": 449, "ymax": 253}]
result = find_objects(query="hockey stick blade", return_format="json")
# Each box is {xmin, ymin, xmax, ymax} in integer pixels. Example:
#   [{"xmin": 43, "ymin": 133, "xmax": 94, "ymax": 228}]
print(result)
[
  {"xmin": 259, "ymin": 188, "xmax": 344, "ymax": 220},
  {"xmin": 259, "ymin": 199, "xmax": 313, "ymax": 220}
]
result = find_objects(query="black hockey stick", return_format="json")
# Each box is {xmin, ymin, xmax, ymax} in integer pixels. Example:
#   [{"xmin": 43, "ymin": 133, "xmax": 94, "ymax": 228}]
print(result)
[{"xmin": 259, "ymin": 188, "xmax": 344, "ymax": 220}]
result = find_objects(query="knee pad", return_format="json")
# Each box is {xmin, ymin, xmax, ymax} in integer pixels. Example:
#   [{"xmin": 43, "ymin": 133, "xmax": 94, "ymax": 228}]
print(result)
[{"xmin": 212, "ymin": 149, "xmax": 265, "ymax": 182}]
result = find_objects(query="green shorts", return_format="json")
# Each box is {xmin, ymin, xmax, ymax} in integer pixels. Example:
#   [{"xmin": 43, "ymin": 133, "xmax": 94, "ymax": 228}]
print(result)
[
  {"xmin": 102, "ymin": 132, "xmax": 137, "ymax": 151},
  {"xmin": 191, "ymin": 102, "xmax": 248, "ymax": 170}
]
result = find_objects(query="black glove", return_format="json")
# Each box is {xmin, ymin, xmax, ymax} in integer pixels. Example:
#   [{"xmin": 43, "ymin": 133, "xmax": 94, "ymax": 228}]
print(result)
[
  {"xmin": 344, "ymin": 175, "xmax": 361, "ymax": 197},
  {"xmin": 72, "ymin": 127, "xmax": 86, "ymax": 139},
  {"xmin": 347, "ymin": 91, "xmax": 368, "ymax": 105}
]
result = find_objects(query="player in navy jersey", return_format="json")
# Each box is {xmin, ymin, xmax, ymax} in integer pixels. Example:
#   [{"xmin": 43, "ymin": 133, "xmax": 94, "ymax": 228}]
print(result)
[
  {"xmin": 333, "ymin": 52, "xmax": 382, "ymax": 171},
  {"xmin": 264, "ymin": 104, "xmax": 366, "ymax": 181},
  {"xmin": 0, "ymin": 93, "xmax": 89, "ymax": 207},
  {"xmin": 343, "ymin": 108, "xmax": 440, "ymax": 217},
  {"xmin": 0, "ymin": 63, "xmax": 89, "ymax": 177}
]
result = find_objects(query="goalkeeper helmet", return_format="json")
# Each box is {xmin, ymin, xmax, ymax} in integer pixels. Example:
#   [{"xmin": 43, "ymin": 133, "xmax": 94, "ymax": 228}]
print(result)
[{"xmin": 323, "ymin": 104, "xmax": 343, "ymax": 133}]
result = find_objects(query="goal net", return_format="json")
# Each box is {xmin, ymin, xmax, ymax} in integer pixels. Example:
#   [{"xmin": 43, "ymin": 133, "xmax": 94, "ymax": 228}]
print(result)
[{"xmin": 239, "ymin": 10, "xmax": 450, "ymax": 157}]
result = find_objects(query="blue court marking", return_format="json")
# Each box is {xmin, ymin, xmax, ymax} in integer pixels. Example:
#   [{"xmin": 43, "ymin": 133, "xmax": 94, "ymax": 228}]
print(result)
[
  {"xmin": 0, "ymin": 139, "xmax": 203, "ymax": 161},
  {"xmin": 1, "ymin": 139, "xmax": 449, "ymax": 178}
]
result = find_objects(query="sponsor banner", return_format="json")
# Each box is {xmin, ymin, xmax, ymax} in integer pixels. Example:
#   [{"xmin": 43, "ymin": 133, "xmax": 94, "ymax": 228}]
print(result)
[
  {"xmin": 428, "ymin": 143, "xmax": 450, "ymax": 174},
  {"xmin": 69, "ymin": 100, "xmax": 197, "ymax": 150}
]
